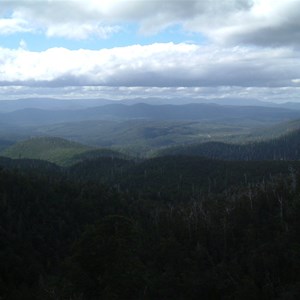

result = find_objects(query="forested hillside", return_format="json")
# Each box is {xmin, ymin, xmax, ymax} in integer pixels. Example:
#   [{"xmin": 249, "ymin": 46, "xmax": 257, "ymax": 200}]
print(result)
[
  {"xmin": 1, "ymin": 104, "xmax": 300, "ymax": 300},
  {"xmin": 1, "ymin": 154, "xmax": 300, "ymax": 299},
  {"xmin": 1, "ymin": 137, "xmax": 92, "ymax": 166},
  {"xmin": 2, "ymin": 102, "xmax": 300, "ymax": 157},
  {"xmin": 3, "ymin": 123, "xmax": 300, "ymax": 165},
  {"xmin": 161, "ymin": 128, "xmax": 300, "ymax": 161}
]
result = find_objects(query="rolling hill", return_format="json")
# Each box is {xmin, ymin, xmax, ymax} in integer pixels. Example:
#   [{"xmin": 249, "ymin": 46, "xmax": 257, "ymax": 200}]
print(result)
[
  {"xmin": 1, "ymin": 136, "xmax": 130, "ymax": 166},
  {"xmin": 1, "ymin": 103, "xmax": 300, "ymax": 158},
  {"xmin": 159, "ymin": 127, "xmax": 300, "ymax": 161},
  {"xmin": 31, "ymin": 119, "xmax": 252, "ymax": 155},
  {"xmin": 3, "ymin": 123, "xmax": 300, "ymax": 166},
  {"xmin": 1, "ymin": 137, "xmax": 92, "ymax": 166}
]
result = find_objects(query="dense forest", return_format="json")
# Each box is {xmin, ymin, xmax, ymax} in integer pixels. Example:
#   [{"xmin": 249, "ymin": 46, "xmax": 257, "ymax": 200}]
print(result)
[
  {"xmin": 160, "ymin": 128, "xmax": 300, "ymax": 161},
  {"xmin": 1, "ymin": 0, "xmax": 300, "ymax": 297},
  {"xmin": 1, "ymin": 154, "xmax": 300, "ymax": 299},
  {"xmin": 2, "ymin": 101, "xmax": 300, "ymax": 299}
]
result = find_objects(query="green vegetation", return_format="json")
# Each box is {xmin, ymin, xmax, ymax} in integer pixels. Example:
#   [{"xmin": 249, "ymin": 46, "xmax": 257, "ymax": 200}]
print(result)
[
  {"xmin": 245, "ymin": 118, "xmax": 300, "ymax": 141},
  {"xmin": 1, "ymin": 137, "xmax": 91, "ymax": 166},
  {"xmin": 1, "ymin": 137, "xmax": 132, "ymax": 166},
  {"xmin": 1, "ymin": 154, "xmax": 300, "ymax": 299},
  {"xmin": 160, "ymin": 128, "xmax": 300, "ymax": 161},
  {"xmin": 3, "ymin": 103, "xmax": 300, "ymax": 299},
  {"xmin": 3, "ymin": 124, "xmax": 300, "ymax": 167},
  {"xmin": 30, "ymin": 119, "xmax": 254, "ymax": 156},
  {"xmin": 2, "ymin": 103, "xmax": 300, "ymax": 157},
  {"xmin": 0, "ymin": 121, "xmax": 254, "ymax": 160},
  {"xmin": 68, "ymin": 156, "xmax": 300, "ymax": 199}
]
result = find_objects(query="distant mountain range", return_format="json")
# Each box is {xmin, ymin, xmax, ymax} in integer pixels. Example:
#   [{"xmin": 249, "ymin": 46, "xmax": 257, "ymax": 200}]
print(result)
[
  {"xmin": 1, "ymin": 97, "xmax": 300, "ymax": 112},
  {"xmin": 2, "ymin": 99, "xmax": 300, "ymax": 158},
  {"xmin": 1, "ymin": 103, "xmax": 300, "ymax": 127}
]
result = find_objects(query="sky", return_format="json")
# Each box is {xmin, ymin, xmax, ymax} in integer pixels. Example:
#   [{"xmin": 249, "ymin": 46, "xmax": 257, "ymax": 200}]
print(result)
[{"xmin": 1, "ymin": 0, "xmax": 300, "ymax": 102}]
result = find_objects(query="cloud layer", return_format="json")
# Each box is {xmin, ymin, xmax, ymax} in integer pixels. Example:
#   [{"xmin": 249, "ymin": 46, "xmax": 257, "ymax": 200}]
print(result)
[
  {"xmin": 0, "ymin": 43, "xmax": 299, "ymax": 88},
  {"xmin": 1, "ymin": 0, "xmax": 300, "ymax": 46},
  {"xmin": 1, "ymin": 1, "xmax": 300, "ymax": 102}
]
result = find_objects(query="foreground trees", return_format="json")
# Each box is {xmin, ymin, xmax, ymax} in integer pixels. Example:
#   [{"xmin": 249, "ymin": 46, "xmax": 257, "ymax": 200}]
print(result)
[{"xmin": 1, "ymin": 159, "xmax": 300, "ymax": 299}]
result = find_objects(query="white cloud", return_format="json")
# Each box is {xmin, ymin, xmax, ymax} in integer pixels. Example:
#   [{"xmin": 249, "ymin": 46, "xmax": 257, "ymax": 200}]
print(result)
[
  {"xmin": 18, "ymin": 39, "xmax": 27, "ymax": 50},
  {"xmin": 1, "ymin": 1, "xmax": 300, "ymax": 102},
  {"xmin": 0, "ymin": 43, "xmax": 299, "ymax": 89},
  {"xmin": 45, "ymin": 23, "xmax": 121, "ymax": 40},
  {"xmin": 0, "ymin": 14, "xmax": 33, "ymax": 35}
]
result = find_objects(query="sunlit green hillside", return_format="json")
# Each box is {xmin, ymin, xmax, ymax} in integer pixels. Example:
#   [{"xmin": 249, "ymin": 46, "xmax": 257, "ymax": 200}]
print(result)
[{"xmin": 1, "ymin": 137, "xmax": 91, "ymax": 166}]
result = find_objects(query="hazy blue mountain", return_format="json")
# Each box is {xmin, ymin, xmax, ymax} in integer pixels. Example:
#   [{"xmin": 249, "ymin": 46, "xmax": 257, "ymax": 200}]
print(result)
[
  {"xmin": 1, "ymin": 103, "xmax": 300, "ymax": 127},
  {"xmin": 2, "ymin": 97, "xmax": 300, "ymax": 113},
  {"xmin": 0, "ymin": 139, "xmax": 15, "ymax": 151},
  {"xmin": 278, "ymin": 102, "xmax": 300, "ymax": 110},
  {"xmin": 0, "ymin": 98, "xmax": 116, "ymax": 112}
]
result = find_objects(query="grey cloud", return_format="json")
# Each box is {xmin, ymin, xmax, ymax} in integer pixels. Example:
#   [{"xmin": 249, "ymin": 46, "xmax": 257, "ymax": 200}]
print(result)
[
  {"xmin": 2, "ymin": 85, "xmax": 300, "ymax": 104},
  {"xmin": 0, "ymin": 1, "xmax": 255, "ymax": 39},
  {"xmin": 3, "ymin": 0, "xmax": 300, "ymax": 48},
  {"xmin": 226, "ymin": 21, "xmax": 300, "ymax": 47},
  {"xmin": 200, "ymin": 0, "xmax": 300, "ymax": 47}
]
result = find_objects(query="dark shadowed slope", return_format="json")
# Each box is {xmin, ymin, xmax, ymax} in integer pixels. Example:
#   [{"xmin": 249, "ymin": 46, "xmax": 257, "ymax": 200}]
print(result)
[{"xmin": 160, "ymin": 127, "xmax": 300, "ymax": 161}]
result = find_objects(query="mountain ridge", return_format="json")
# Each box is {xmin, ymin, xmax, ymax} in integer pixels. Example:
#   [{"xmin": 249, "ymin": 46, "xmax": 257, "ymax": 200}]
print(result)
[
  {"xmin": 1, "ymin": 97, "xmax": 300, "ymax": 112},
  {"xmin": 1, "ymin": 103, "xmax": 300, "ymax": 127}
]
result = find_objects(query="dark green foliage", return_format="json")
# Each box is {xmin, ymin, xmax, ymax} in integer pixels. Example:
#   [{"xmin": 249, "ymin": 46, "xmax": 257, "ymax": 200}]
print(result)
[
  {"xmin": 0, "ymin": 167, "xmax": 123, "ymax": 299},
  {"xmin": 69, "ymin": 155, "xmax": 300, "ymax": 200},
  {"xmin": 1, "ymin": 153, "xmax": 300, "ymax": 299},
  {"xmin": 66, "ymin": 216, "xmax": 146, "ymax": 299}
]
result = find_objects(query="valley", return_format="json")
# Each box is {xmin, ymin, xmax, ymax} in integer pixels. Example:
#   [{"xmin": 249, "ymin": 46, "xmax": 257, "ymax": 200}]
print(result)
[
  {"xmin": 2, "ymin": 98, "xmax": 300, "ymax": 299},
  {"xmin": 1, "ymin": 99, "xmax": 300, "ymax": 158}
]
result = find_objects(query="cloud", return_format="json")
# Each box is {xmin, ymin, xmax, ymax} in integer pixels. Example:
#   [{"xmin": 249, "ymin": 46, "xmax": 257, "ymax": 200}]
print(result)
[
  {"xmin": 0, "ymin": 13, "xmax": 33, "ymax": 35},
  {"xmin": 0, "ymin": 0, "xmax": 122, "ymax": 39},
  {"xmin": 2, "ymin": 85, "xmax": 300, "ymax": 104},
  {"xmin": 45, "ymin": 23, "xmax": 121, "ymax": 40},
  {"xmin": 0, "ymin": 43, "xmax": 299, "ymax": 89},
  {"xmin": 202, "ymin": 0, "xmax": 300, "ymax": 47},
  {"xmin": 1, "ymin": 0, "xmax": 300, "ymax": 47}
]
